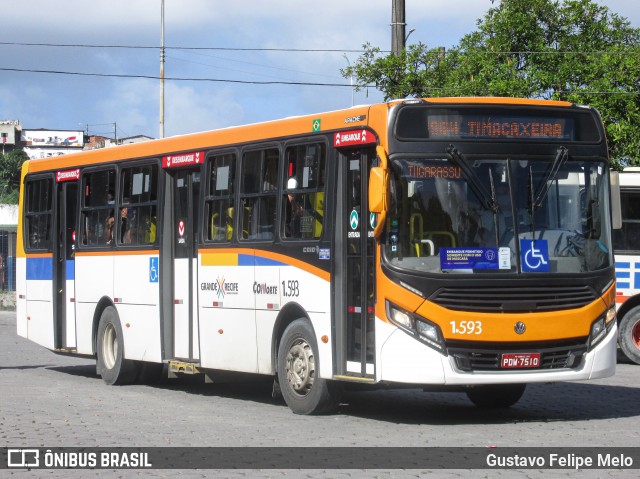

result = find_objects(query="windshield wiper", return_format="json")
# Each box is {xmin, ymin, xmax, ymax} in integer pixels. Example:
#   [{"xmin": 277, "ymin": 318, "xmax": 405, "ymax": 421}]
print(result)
[
  {"xmin": 527, "ymin": 165, "xmax": 536, "ymax": 238},
  {"xmin": 528, "ymin": 146, "xmax": 569, "ymax": 239},
  {"xmin": 446, "ymin": 145, "xmax": 498, "ymax": 214},
  {"xmin": 533, "ymin": 146, "xmax": 569, "ymax": 209},
  {"xmin": 488, "ymin": 167, "xmax": 501, "ymax": 245}
]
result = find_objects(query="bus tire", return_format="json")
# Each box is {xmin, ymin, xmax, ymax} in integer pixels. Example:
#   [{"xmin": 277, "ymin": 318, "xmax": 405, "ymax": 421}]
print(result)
[
  {"xmin": 619, "ymin": 308, "xmax": 640, "ymax": 365},
  {"xmin": 277, "ymin": 319, "xmax": 341, "ymax": 415},
  {"xmin": 466, "ymin": 384, "xmax": 526, "ymax": 408},
  {"xmin": 96, "ymin": 306, "xmax": 137, "ymax": 385}
]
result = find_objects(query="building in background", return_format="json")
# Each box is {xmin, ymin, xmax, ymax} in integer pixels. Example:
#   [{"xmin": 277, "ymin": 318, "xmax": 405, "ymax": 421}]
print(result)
[
  {"xmin": 0, "ymin": 120, "xmax": 21, "ymax": 155},
  {"xmin": 0, "ymin": 205, "xmax": 17, "ymax": 291},
  {"xmin": 21, "ymin": 128, "xmax": 85, "ymax": 159}
]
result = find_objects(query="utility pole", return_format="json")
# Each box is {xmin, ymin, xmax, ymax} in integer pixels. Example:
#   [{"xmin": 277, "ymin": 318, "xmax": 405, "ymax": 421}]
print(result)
[
  {"xmin": 159, "ymin": 0, "xmax": 165, "ymax": 139},
  {"xmin": 391, "ymin": 0, "xmax": 406, "ymax": 56}
]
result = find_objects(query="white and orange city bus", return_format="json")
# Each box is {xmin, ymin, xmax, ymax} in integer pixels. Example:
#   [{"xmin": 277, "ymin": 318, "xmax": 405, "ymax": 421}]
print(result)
[{"xmin": 17, "ymin": 97, "xmax": 619, "ymax": 414}]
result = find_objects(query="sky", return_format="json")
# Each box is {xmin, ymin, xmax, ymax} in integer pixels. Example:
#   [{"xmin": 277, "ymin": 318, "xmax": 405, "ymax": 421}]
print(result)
[{"xmin": 0, "ymin": 0, "xmax": 638, "ymax": 140}]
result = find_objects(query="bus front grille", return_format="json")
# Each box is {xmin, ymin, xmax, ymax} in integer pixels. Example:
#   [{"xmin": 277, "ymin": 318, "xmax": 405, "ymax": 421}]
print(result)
[
  {"xmin": 447, "ymin": 340, "xmax": 588, "ymax": 372},
  {"xmin": 429, "ymin": 285, "xmax": 597, "ymax": 313}
]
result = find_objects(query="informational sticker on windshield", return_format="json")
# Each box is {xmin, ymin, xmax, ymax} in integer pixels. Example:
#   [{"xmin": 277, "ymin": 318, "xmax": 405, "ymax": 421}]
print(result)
[
  {"xmin": 440, "ymin": 247, "xmax": 500, "ymax": 270},
  {"xmin": 498, "ymin": 247, "xmax": 511, "ymax": 269}
]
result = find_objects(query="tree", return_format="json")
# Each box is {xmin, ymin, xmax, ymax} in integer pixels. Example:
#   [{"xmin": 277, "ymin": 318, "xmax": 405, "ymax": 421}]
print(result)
[
  {"xmin": 343, "ymin": 0, "xmax": 640, "ymax": 166},
  {"xmin": 0, "ymin": 149, "xmax": 28, "ymax": 203}
]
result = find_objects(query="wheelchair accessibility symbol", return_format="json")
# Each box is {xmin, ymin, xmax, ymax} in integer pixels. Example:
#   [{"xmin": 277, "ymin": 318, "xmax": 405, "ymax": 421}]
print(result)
[
  {"xmin": 149, "ymin": 257, "xmax": 159, "ymax": 283},
  {"xmin": 520, "ymin": 239, "xmax": 550, "ymax": 272}
]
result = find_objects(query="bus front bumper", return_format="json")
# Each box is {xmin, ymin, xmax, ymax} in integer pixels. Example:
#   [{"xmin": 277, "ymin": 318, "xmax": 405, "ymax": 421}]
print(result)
[{"xmin": 377, "ymin": 318, "xmax": 617, "ymax": 386}]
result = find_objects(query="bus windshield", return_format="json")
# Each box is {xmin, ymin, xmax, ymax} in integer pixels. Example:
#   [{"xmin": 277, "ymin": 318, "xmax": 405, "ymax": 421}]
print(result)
[{"xmin": 383, "ymin": 155, "xmax": 613, "ymax": 275}]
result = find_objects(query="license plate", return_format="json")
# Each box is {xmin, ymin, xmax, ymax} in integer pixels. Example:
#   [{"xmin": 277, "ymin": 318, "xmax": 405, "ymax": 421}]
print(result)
[{"xmin": 501, "ymin": 352, "xmax": 541, "ymax": 369}]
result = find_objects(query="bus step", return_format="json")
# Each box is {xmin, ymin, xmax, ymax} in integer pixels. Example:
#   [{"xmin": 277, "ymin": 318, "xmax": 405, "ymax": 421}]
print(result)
[
  {"xmin": 333, "ymin": 375, "xmax": 376, "ymax": 383},
  {"xmin": 168, "ymin": 360, "xmax": 200, "ymax": 375}
]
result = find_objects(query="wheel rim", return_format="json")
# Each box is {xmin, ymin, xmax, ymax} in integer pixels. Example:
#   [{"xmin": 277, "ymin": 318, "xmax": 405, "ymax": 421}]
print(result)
[
  {"xmin": 102, "ymin": 322, "xmax": 117, "ymax": 370},
  {"xmin": 285, "ymin": 338, "xmax": 315, "ymax": 396},
  {"xmin": 632, "ymin": 318, "xmax": 640, "ymax": 349}
]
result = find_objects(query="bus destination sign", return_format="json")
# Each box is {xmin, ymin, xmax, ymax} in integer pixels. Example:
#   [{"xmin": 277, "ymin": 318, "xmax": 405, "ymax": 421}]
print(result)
[
  {"xmin": 162, "ymin": 151, "xmax": 206, "ymax": 169},
  {"xmin": 396, "ymin": 107, "xmax": 582, "ymax": 142},
  {"xmin": 427, "ymin": 115, "xmax": 572, "ymax": 140}
]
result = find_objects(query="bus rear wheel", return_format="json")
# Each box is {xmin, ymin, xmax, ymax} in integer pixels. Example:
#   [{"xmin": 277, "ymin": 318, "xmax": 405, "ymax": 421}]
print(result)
[
  {"xmin": 277, "ymin": 319, "xmax": 341, "ymax": 415},
  {"xmin": 96, "ymin": 306, "xmax": 137, "ymax": 385},
  {"xmin": 466, "ymin": 384, "xmax": 526, "ymax": 408},
  {"xmin": 619, "ymin": 308, "xmax": 640, "ymax": 365}
]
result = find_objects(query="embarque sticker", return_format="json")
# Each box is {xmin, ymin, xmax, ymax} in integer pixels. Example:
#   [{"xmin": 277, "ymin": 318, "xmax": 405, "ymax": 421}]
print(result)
[{"xmin": 440, "ymin": 247, "xmax": 500, "ymax": 270}]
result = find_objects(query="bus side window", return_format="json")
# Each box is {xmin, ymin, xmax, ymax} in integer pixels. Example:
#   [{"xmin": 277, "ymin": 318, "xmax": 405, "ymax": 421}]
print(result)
[
  {"xmin": 80, "ymin": 169, "xmax": 116, "ymax": 247},
  {"xmin": 205, "ymin": 153, "xmax": 236, "ymax": 242},
  {"xmin": 239, "ymin": 148, "xmax": 279, "ymax": 242},
  {"xmin": 282, "ymin": 142, "xmax": 326, "ymax": 240},
  {"xmin": 613, "ymin": 190, "xmax": 640, "ymax": 252},
  {"xmin": 118, "ymin": 164, "xmax": 158, "ymax": 246},
  {"xmin": 24, "ymin": 178, "xmax": 53, "ymax": 250}
]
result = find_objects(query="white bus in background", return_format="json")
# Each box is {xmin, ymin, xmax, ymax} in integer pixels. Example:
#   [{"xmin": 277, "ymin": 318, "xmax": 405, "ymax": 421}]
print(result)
[{"xmin": 613, "ymin": 167, "xmax": 640, "ymax": 364}]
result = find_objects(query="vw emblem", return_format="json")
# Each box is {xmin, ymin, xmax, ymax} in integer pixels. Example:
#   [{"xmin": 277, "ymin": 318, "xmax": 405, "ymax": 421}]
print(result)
[{"xmin": 514, "ymin": 322, "xmax": 526, "ymax": 335}]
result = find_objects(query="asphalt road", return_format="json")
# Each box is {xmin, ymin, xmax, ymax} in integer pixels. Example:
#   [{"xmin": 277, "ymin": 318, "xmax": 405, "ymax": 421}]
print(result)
[{"xmin": 1, "ymin": 311, "xmax": 638, "ymax": 478}]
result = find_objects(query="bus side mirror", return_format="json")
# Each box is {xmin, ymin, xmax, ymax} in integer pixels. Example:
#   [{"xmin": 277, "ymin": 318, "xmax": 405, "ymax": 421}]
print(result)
[
  {"xmin": 369, "ymin": 166, "xmax": 389, "ymax": 239},
  {"xmin": 610, "ymin": 170, "xmax": 622, "ymax": 230},
  {"xmin": 368, "ymin": 167, "xmax": 388, "ymax": 214}
]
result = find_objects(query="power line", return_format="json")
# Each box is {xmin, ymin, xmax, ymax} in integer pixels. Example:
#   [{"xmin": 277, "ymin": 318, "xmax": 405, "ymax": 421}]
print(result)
[
  {"xmin": 0, "ymin": 67, "xmax": 355, "ymax": 87},
  {"xmin": 0, "ymin": 41, "xmax": 372, "ymax": 53},
  {"xmin": 1, "ymin": 67, "xmax": 638, "ymax": 96}
]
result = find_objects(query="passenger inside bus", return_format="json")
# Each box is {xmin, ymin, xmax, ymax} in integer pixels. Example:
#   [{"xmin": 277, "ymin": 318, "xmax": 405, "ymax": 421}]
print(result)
[
  {"xmin": 285, "ymin": 177, "xmax": 303, "ymax": 237},
  {"xmin": 104, "ymin": 211, "xmax": 115, "ymax": 244}
]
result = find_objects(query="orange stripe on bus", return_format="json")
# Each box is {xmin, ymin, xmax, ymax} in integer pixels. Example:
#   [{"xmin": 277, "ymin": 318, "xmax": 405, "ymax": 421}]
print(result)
[
  {"xmin": 24, "ymin": 253, "xmax": 53, "ymax": 258},
  {"xmin": 75, "ymin": 249, "xmax": 159, "ymax": 257}
]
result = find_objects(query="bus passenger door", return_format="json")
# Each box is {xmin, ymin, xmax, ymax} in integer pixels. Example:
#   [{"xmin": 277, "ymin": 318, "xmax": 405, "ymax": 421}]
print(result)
[
  {"xmin": 171, "ymin": 169, "xmax": 201, "ymax": 361},
  {"xmin": 335, "ymin": 148, "xmax": 376, "ymax": 378},
  {"xmin": 54, "ymin": 180, "xmax": 78, "ymax": 349}
]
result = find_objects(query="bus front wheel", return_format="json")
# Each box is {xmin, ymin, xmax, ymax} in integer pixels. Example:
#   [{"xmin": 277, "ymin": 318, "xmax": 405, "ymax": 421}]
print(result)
[
  {"xmin": 96, "ymin": 306, "xmax": 137, "ymax": 385},
  {"xmin": 277, "ymin": 319, "xmax": 341, "ymax": 415},
  {"xmin": 619, "ymin": 308, "xmax": 640, "ymax": 365},
  {"xmin": 466, "ymin": 384, "xmax": 526, "ymax": 408}
]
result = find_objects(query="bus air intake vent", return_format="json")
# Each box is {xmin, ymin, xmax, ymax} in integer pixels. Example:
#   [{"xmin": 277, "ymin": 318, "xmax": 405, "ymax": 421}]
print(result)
[{"xmin": 429, "ymin": 285, "xmax": 597, "ymax": 313}]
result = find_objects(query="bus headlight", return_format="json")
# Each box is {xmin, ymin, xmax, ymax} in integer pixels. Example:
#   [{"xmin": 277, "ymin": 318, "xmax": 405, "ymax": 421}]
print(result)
[
  {"xmin": 386, "ymin": 301, "xmax": 445, "ymax": 353},
  {"xmin": 387, "ymin": 303, "xmax": 415, "ymax": 331},
  {"xmin": 589, "ymin": 306, "xmax": 616, "ymax": 349}
]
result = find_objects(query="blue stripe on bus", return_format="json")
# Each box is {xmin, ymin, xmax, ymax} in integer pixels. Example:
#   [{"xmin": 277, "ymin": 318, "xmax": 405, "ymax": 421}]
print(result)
[
  {"xmin": 66, "ymin": 260, "xmax": 75, "ymax": 281},
  {"xmin": 616, "ymin": 271, "xmax": 630, "ymax": 279},
  {"xmin": 237, "ymin": 253, "xmax": 288, "ymax": 267},
  {"xmin": 26, "ymin": 257, "xmax": 53, "ymax": 281},
  {"xmin": 254, "ymin": 256, "xmax": 287, "ymax": 267},
  {"xmin": 616, "ymin": 262, "xmax": 631, "ymax": 269},
  {"xmin": 635, "ymin": 263, "xmax": 640, "ymax": 269},
  {"xmin": 238, "ymin": 254, "xmax": 254, "ymax": 266},
  {"xmin": 617, "ymin": 282, "xmax": 630, "ymax": 289}
]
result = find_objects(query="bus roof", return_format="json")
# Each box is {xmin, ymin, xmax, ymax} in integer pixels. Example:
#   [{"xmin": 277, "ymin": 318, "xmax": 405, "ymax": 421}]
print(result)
[{"xmin": 23, "ymin": 97, "xmax": 579, "ymax": 175}]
